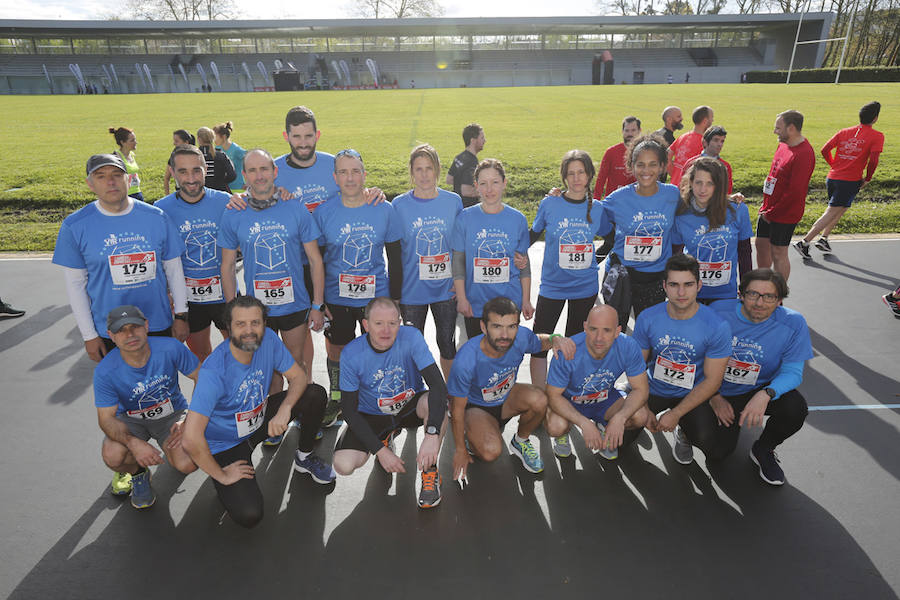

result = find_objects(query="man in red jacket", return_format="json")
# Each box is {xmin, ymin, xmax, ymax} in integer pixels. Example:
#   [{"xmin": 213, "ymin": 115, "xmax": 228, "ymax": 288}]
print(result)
[
  {"xmin": 593, "ymin": 116, "xmax": 641, "ymax": 200},
  {"xmin": 795, "ymin": 101, "xmax": 883, "ymax": 258},
  {"xmin": 757, "ymin": 110, "xmax": 815, "ymax": 283},
  {"xmin": 668, "ymin": 105, "xmax": 713, "ymax": 186}
]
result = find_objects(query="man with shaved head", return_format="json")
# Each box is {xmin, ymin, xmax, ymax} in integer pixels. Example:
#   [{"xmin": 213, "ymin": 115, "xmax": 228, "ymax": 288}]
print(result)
[
  {"xmin": 544, "ymin": 304, "xmax": 652, "ymax": 460},
  {"xmin": 653, "ymin": 106, "xmax": 683, "ymax": 148}
]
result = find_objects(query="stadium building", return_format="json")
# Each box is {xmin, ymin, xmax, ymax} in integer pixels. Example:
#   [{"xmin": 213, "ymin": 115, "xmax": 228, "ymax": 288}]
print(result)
[{"xmin": 0, "ymin": 15, "xmax": 834, "ymax": 94}]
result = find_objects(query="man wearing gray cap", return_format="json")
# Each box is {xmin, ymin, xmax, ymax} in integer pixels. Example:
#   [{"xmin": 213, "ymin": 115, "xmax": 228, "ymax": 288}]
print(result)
[
  {"xmin": 53, "ymin": 154, "xmax": 190, "ymax": 362},
  {"xmin": 94, "ymin": 305, "xmax": 199, "ymax": 508}
]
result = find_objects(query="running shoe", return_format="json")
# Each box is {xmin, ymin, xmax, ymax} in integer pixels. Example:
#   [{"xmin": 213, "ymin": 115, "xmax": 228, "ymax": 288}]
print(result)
[
  {"xmin": 262, "ymin": 434, "xmax": 283, "ymax": 446},
  {"xmin": 293, "ymin": 451, "xmax": 336, "ymax": 484},
  {"xmin": 417, "ymin": 467, "xmax": 442, "ymax": 509},
  {"xmin": 130, "ymin": 470, "xmax": 155, "ymax": 509},
  {"xmin": 510, "ymin": 436, "xmax": 544, "ymax": 473},
  {"xmin": 593, "ymin": 421, "xmax": 618, "ymax": 461},
  {"xmin": 552, "ymin": 434, "xmax": 572, "ymax": 458},
  {"xmin": 110, "ymin": 471, "xmax": 132, "ymax": 496},
  {"xmin": 0, "ymin": 301, "xmax": 25, "ymax": 319},
  {"xmin": 792, "ymin": 240, "xmax": 812, "ymax": 260},
  {"xmin": 750, "ymin": 440, "xmax": 784, "ymax": 485},
  {"xmin": 882, "ymin": 293, "xmax": 900, "ymax": 319},
  {"xmin": 672, "ymin": 426, "xmax": 694, "ymax": 465},
  {"xmin": 321, "ymin": 398, "xmax": 342, "ymax": 428},
  {"xmin": 814, "ymin": 237, "xmax": 832, "ymax": 253}
]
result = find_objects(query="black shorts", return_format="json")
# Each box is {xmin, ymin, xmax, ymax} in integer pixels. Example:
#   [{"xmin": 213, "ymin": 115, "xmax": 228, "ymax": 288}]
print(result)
[
  {"xmin": 267, "ymin": 309, "xmax": 310, "ymax": 333},
  {"xmin": 826, "ymin": 178, "xmax": 862, "ymax": 208},
  {"xmin": 464, "ymin": 402, "xmax": 511, "ymax": 428},
  {"xmin": 324, "ymin": 304, "xmax": 366, "ymax": 345},
  {"xmin": 756, "ymin": 215, "xmax": 797, "ymax": 247},
  {"xmin": 334, "ymin": 391, "xmax": 425, "ymax": 452},
  {"xmin": 101, "ymin": 326, "xmax": 173, "ymax": 352},
  {"xmin": 187, "ymin": 302, "xmax": 227, "ymax": 333}
]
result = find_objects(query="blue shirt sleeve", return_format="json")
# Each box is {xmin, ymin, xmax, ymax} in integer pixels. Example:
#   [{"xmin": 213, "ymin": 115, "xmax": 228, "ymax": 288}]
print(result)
[
  {"xmin": 622, "ymin": 337, "xmax": 647, "ymax": 377},
  {"xmin": 176, "ymin": 342, "xmax": 200, "ymax": 375},
  {"xmin": 339, "ymin": 345, "xmax": 361, "ymax": 392},
  {"xmin": 190, "ymin": 369, "xmax": 225, "ymax": 417},
  {"xmin": 299, "ymin": 206, "xmax": 322, "ymax": 245},
  {"xmin": 162, "ymin": 211, "xmax": 186, "ymax": 260},
  {"xmin": 93, "ymin": 363, "xmax": 119, "ymax": 408},
  {"xmin": 769, "ymin": 361, "xmax": 804, "ymax": 400},
  {"xmin": 546, "ymin": 352, "xmax": 571, "ymax": 389},
  {"xmin": 737, "ymin": 203, "xmax": 753, "ymax": 240},
  {"xmin": 446, "ymin": 346, "xmax": 473, "ymax": 398},
  {"xmin": 386, "ymin": 203, "xmax": 403, "ymax": 243},
  {"xmin": 591, "ymin": 200, "xmax": 612, "ymax": 237},
  {"xmin": 410, "ymin": 328, "xmax": 438, "ymax": 372},
  {"xmin": 450, "ymin": 213, "xmax": 465, "ymax": 252},
  {"xmin": 52, "ymin": 221, "xmax": 86, "ymax": 269},
  {"xmin": 532, "ymin": 199, "xmax": 548, "ymax": 233},
  {"xmin": 217, "ymin": 212, "xmax": 238, "ymax": 250},
  {"xmin": 515, "ymin": 213, "xmax": 530, "ymax": 254},
  {"xmin": 708, "ymin": 319, "xmax": 733, "ymax": 359},
  {"xmin": 632, "ymin": 312, "xmax": 651, "ymax": 351}
]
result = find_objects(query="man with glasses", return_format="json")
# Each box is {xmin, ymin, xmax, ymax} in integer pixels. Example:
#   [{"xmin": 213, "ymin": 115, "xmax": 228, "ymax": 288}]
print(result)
[{"xmin": 706, "ymin": 268, "xmax": 812, "ymax": 485}]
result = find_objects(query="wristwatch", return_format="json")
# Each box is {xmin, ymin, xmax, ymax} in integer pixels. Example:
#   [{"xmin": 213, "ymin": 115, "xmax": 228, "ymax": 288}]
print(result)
[
  {"xmin": 173, "ymin": 312, "xmax": 188, "ymax": 321},
  {"xmin": 764, "ymin": 387, "xmax": 776, "ymax": 399},
  {"xmin": 425, "ymin": 424, "xmax": 439, "ymax": 436}
]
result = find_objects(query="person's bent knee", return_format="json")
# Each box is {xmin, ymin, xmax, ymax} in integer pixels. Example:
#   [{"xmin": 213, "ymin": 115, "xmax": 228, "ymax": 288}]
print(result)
[
  {"xmin": 332, "ymin": 451, "xmax": 365, "ymax": 476},
  {"xmin": 101, "ymin": 438, "xmax": 130, "ymax": 470},
  {"xmin": 544, "ymin": 412, "xmax": 571, "ymax": 437},
  {"xmin": 229, "ymin": 503, "xmax": 264, "ymax": 529},
  {"xmin": 474, "ymin": 435, "xmax": 503, "ymax": 462},
  {"xmin": 522, "ymin": 385, "xmax": 549, "ymax": 412}
]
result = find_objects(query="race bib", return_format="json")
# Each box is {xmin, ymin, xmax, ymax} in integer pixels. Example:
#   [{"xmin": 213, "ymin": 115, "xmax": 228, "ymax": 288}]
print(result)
[
  {"xmin": 339, "ymin": 274, "xmax": 376, "ymax": 299},
  {"xmin": 377, "ymin": 389, "xmax": 415, "ymax": 415},
  {"xmin": 418, "ymin": 253, "xmax": 451, "ymax": 281},
  {"xmin": 185, "ymin": 276, "xmax": 223, "ymax": 303},
  {"xmin": 235, "ymin": 400, "xmax": 266, "ymax": 438},
  {"xmin": 723, "ymin": 357, "xmax": 761, "ymax": 387},
  {"xmin": 653, "ymin": 355, "xmax": 696, "ymax": 390},
  {"xmin": 254, "ymin": 277, "xmax": 294, "ymax": 306},
  {"xmin": 127, "ymin": 173, "xmax": 140, "ymax": 189},
  {"xmin": 571, "ymin": 389, "xmax": 609, "ymax": 405},
  {"xmin": 126, "ymin": 398, "xmax": 173, "ymax": 420},
  {"xmin": 108, "ymin": 251, "xmax": 156, "ymax": 286},
  {"xmin": 763, "ymin": 176, "xmax": 776, "ymax": 195},
  {"xmin": 480, "ymin": 372, "xmax": 514, "ymax": 404},
  {"xmin": 698, "ymin": 261, "xmax": 732, "ymax": 287},
  {"xmin": 624, "ymin": 235, "xmax": 663, "ymax": 263},
  {"xmin": 559, "ymin": 243, "xmax": 593, "ymax": 270},
  {"xmin": 473, "ymin": 257, "xmax": 509, "ymax": 284}
]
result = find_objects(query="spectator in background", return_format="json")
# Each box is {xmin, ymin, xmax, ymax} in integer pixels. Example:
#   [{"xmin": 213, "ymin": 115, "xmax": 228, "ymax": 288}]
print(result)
[
  {"xmin": 682, "ymin": 125, "xmax": 734, "ymax": 194},
  {"xmin": 164, "ymin": 129, "xmax": 196, "ymax": 195},
  {"xmin": 447, "ymin": 123, "xmax": 486, "ymax": 208},
  {"xmin": 214, "ymin": 121, "xmax": 248, "ymax": 193},
  {"xmin": 110, "ymin": 126, "xmax": 143, "ymax": 202},
  {"xmin": 197, "ymin": 126, "xmax": 236, "ymax": 193},
  {"xmin": 668, "ymin": 105, "xmax": 714, "ymax": 186}
]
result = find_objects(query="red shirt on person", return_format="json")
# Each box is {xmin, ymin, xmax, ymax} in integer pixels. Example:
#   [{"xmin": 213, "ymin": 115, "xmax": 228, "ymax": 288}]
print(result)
[
  {"xmin": 668, "ymin": 131, "xmax": 704, "ymax": 186},
  {"xmin": 593, "ymin": 142, "xmax": 635, "ymax": 199},
  {"xmin": 683, "ymin": 153, "xmax": 733, "ymax": 194},
  {"xmin": 821, "ymin": 124, "xmax": 884, "ymax": 182},
  {"xmin": 760, "ymin": 139, "xmax": 816, "ymax": 225}
]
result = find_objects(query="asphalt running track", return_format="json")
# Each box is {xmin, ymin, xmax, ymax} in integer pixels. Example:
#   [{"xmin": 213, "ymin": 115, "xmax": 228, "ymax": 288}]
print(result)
[{"xmin": 1, "ymin": 238, "xmax": 898, "ymax": 599}]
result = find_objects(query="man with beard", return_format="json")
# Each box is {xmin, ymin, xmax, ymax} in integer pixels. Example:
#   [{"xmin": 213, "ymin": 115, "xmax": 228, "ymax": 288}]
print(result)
[
  {"xmin": 182, "ymin": 296, "xmax": 332, "ymax": 529},
  {"xmin": 653, "ymin": 106, "xmax": 683, "ymax": 148},
  {"xmin": 448, "ymin": 296, "xmax": 575, "ymax": 479},
  {"xmin": 156, "ymin": 145, "xmax": 232, "ymax": 361}
]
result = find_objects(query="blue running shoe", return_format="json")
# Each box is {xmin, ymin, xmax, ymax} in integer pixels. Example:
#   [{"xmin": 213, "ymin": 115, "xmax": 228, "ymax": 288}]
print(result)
[
  {"xmin": 510, "ymin": 436, "xmax": 544, "ymax": 473},
  {"xmin": 130, "ymin": 470, "xmax": 155, "ymax": 509},
  {"xmin": 293, "ymin": 452, "xmax": 336, "ymax": 484},
  {"xmin": 262, "ymin": 434, "xmax": 283, "ymax": 447}
]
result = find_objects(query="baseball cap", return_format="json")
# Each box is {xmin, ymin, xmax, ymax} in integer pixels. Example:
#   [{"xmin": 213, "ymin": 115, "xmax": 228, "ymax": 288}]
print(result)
[
  {"xmin": 106, "ymin": 305, "xmax": 147, "ymax": 333},
  {"xmin": 86, "ymin": 153, "xmax": 127, "ymax": 176}
]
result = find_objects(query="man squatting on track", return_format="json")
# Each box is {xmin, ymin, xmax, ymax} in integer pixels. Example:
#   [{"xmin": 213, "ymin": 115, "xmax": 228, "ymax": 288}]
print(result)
[{"xmin": 332, "ymin": 297, "xmax": 450, "ymax": 509}]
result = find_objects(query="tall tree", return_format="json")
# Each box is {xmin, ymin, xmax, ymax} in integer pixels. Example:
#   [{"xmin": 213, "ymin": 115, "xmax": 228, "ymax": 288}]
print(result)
[
  {"xmin": 349, "ymin": 0, "xmax": 444, "ymax": 18},
  {"xmin": 124, "ymin": 0, "xmax": 238, "ymax": 20}
]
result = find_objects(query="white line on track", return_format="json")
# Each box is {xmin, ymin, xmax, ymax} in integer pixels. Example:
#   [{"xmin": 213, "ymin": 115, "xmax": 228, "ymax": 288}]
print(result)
[{"xmin": 809, "ymin": 404, "xmax": 900, "ymax": 411}]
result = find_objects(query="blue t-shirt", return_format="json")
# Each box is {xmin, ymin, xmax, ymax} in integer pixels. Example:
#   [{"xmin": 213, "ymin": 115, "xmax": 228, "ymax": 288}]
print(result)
[
  {"xmin": 274, "ymin": 152, "xmax": 339, "ymax": 214},
  {"xmin": 189, "ymin": 328, "xmax": 295, "ymax": 454},
  {"xmin": 450, "ymin": 204, "xmax": 530, "ymax": 318},
  {"xmin": 155, "ymin": 188, "xmax": 232, "ymax": 305},
  {"xmin": 52, "ymin": 200, "xmax": 185, "ymax": 335},
  {"xmin": 220, "ymin": 143, "xmax": 248, "ymax": 190},
  {"xmin": 217, "ymin": 201, "xmax": 321, "ymax": 316},
  {"xmin": 314, "ymin": 197, "xmax": 403, "ymax": 307},
  {"xmin": 340, "ymin": 326, "xmax": 436, "ymax": 416},
  {"xmin": 710, "ymin": 299, "xmax": 814, "ymax": 396},
  {"xmin": 672, "ymin": 203, "xmax": 753, "ymax": 300},
  {"xmin": 633, "ymin": 302, "xmax": 732, "ymax": 398},
  {"xmin": 546, "ymin": 332, "xmax": 645, "ymax": 422},
  {"xmin": 392, "ymin": 189, "xmax": 463, "ymax": 305},
  {"xmin": 447, "ymin": 326, "xmax": 542, "ymax": 407},
  {"xmin": 532, "ymin": 195, "xmax": 611, "ymax": 299},
  {"xmin": 601, "ymin": 183, "xmax": 680, "ymax": 272},
  {"xmin": 93, "ymin": 337, "xmax": 198, "ymax": 417}
]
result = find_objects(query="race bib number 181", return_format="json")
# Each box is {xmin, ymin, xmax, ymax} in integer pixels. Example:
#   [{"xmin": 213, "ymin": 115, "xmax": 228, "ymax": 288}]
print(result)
[{"xmin": 559, "ymin": 243, "xmax": 593, "ymax": 270}]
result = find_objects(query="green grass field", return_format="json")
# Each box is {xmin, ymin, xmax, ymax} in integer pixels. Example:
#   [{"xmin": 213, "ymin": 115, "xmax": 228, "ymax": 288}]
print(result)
[{"xmin": 1, "ymin": 82, "xmax": 898, "ymax": 251}]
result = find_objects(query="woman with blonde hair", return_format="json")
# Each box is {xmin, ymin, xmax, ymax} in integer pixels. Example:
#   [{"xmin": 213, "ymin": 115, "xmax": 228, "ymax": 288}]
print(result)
[{"xmin": 196, "ymin": 126, "xmax": 235, "ymax": 192}]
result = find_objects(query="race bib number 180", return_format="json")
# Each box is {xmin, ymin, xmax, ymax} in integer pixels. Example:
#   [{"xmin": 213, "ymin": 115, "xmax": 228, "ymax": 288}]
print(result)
[
  {"xmin": 108, "ymin": 251, "xmax": 156, "ymax": 286},
  {"xmin": 473, "ymin": 257, "xmax": 509, "ymax": 284}
]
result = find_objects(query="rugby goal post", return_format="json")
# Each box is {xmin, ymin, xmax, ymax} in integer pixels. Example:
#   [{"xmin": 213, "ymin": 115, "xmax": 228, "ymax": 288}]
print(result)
[{"xmin": 786, "ymin": 0, "xmax": 859, "ymax": 84}]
